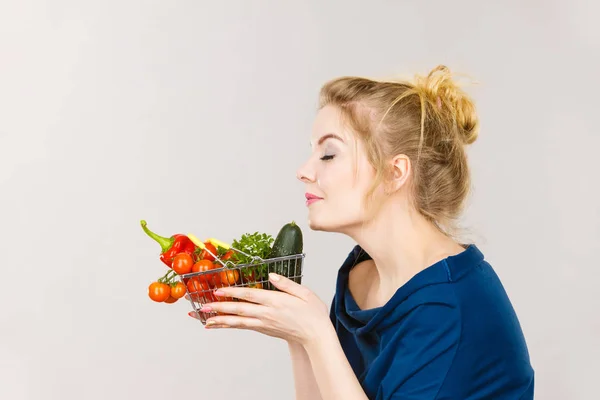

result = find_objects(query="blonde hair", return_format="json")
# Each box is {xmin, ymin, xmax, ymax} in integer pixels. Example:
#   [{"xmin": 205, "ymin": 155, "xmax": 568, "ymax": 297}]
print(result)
[{"xmin": 318, "ymin": 65, "xmax": 480, "ymax": 237}]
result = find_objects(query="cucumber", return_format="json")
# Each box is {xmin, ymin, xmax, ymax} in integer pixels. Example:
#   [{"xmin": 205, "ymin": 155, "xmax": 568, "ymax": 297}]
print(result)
[{"xmin": 267, "ymin": 221, "xmax": 303, "ymax": 288}]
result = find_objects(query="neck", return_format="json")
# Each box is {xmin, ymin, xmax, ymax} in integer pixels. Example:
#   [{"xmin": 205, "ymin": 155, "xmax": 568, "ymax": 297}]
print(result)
[{"xmin": 344, "ymin": 199, "xmax": 464, "ymax": 301}]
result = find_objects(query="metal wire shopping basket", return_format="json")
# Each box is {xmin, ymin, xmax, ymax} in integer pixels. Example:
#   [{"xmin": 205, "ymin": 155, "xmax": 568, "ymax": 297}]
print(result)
[{"xmin": 180, "ymin": 234, "xmax": 305, "ymax": 325}]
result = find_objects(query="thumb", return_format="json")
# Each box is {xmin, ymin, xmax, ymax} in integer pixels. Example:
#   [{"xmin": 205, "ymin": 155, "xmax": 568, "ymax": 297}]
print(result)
[{"xmin": 268, "ymin": 273, "xmax": 310, "ymax": 300}]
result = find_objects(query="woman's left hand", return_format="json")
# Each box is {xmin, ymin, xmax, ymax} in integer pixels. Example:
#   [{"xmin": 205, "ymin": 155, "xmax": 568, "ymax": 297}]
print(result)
[{"xmin": 188, "ymin": 273, "xmax": 330, "ymax": 345}]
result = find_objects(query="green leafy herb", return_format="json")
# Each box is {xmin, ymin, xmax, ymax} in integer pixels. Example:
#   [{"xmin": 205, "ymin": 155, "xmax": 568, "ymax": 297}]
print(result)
[
  {"xmin": 216, "ymin": 245, "xmax": 229, "ymax": 258},
  {"xmin": 231, "ymin": 232, "xmax": 274, "ymax": 281},
  {"xmin": 231, "ymin": 232, "xmax": 274, "ymax": 264}
]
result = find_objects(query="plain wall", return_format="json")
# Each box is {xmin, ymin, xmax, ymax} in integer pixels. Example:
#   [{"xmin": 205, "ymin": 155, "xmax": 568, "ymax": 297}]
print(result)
[{"xmin": 1, "ymin": 1, "xmax": 598, "ymax": 399}]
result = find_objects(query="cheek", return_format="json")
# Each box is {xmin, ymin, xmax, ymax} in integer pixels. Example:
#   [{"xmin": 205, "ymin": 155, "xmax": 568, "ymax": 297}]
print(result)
[
  {"xmin": 321, "ymin": 166, "xmax": 370, "ymax": 209},
  {"xmin": 317, "ymin": 162, "xmax": 354, "ymax": 194}
]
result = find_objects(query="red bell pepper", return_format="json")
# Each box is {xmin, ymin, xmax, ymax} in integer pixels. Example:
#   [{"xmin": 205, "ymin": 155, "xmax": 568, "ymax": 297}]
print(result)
[{"xmin": 140, "ymin": 220, "xmax": 198, "ymax": 268}]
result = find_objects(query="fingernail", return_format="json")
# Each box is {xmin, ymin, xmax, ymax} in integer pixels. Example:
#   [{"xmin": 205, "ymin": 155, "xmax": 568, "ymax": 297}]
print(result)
[
  {"xmin": 200, "ymin": 305, "xmax": 212, "ymax": 312},
  {"xmin": 214, "ymin": 289, "xmax": 225, "ymax": 296},
  {"xmin": 269, "ymin": 273, "xmax": 280, "ymax": 282},
  {"xmin": 188, "ymin": 311, "xmax": 198, "ymax": 319},
  {"xmin": 206, "ymin": 319, "xmax": 216, "ymax": 326}
]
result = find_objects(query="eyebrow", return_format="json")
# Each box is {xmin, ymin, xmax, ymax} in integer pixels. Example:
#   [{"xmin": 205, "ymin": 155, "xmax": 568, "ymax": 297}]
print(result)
[{"xmin": 311, "ymin": 133, "xmax": 345, "ymax": 147}]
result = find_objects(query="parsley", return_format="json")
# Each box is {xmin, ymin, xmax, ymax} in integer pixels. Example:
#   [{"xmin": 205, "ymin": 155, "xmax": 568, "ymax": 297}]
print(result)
[
  {"xmin": 231, "ymin": 232, "xmax": 274, "ymax": 264},
  {"xmin": 216, "ymin": 245, "xmax": 229, "ymax": 258},
  {"xmin": 230, "ymin": 231, "xmax": 274, "ymax": 281}
]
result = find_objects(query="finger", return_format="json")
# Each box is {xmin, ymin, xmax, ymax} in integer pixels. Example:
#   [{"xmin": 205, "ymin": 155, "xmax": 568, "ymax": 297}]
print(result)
[
  {"xmin": 205, "ymin": 315, "xmax": 263, "ymax": 330},
  {"xmin": 213, "ymin": 286, "xmax": 280, "ymax": 305},
  {"xmin": 189, "ymin": 312, "xmax": 230, "ymax": 328},
  {"xmin": 268, "ymin": 273, "xmax": 312, "ymax": 300},
  {"xmin": 200, "ymin": 301, "xmax": 267, "ymax": 318},
  {"xmin": 205, "ymin": 324, "xmax": 230, "ymax": 329}
]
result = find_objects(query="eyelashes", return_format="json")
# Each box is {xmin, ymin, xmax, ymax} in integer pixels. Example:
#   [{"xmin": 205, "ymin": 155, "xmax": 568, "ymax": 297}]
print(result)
[{"xmin": 320, "ymin": 154, "xmax": 335, "ymax": 161}]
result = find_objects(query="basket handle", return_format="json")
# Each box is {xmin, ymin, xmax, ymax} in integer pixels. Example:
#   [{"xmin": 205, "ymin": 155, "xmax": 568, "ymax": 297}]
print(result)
[
  {"xmin": 186, "ymin": 233, "xmax": 205, "ymax": 249},
  {"xmin": 207, "ymin": 238, "xmax": 230, "ymax": 250},
  {"xmin": 186, "ymin": 234, "xmax": 231, "ymax": 251}
]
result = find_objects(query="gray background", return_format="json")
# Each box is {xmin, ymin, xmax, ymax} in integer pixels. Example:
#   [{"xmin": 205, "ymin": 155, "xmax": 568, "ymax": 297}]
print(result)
[{"xmin": 1, "ymin": 1, "xmax": 598, "ymax": 399}]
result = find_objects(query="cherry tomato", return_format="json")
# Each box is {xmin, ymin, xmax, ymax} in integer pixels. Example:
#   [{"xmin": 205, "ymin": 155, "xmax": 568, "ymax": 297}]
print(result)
[
  {"xmin": 248, "ymin": 282, "xmax": 263, "ymax": 289},
  {"xmin": 172, "ymin": 253, "xmax": 194, "ymax": 275},
  {"xmin": 200, "ymin": 242, "xmax": 217, "ymax": 261},
  {"xmin": 192, "ymin": 260, "xmax": 223, "ymax": 288},
  {"xmin": 220, "ymin": 269, "xmax": 240, "ymax": 286},
  {"xmin": 192, "ymin": 259, "xmax": 213, "ymax": 273},
  {"xmin": 186, "ymin": 277, "xmax": 204, "ymax": 294},
  {"xmin": 170, "ymin": 282, "xmax": 186, "ymax": 299},
  {"xmin": 148, "ymin": 282, "xmax": 170, "ymax": 302},
  {"xmin": 207, "ymin": 266, "xmax": 222, "ymax": 288},
  {"xmin": 192, "ymin": 259, "xmax": 216, "ymax": 284},
  {"xmin": 188, "ymin": 292, "xmax": 202, "ymax": 303},
  {"xmin": 186, "ymin": 277, "xmax": 217, "ymax": 302},
  {"xmin": 164, "ymin": 295, "xmax": 178, "ymax": 303},
  {"xmin": 222, "ymin": 250, "xmax": 236, "ymax": 261}
]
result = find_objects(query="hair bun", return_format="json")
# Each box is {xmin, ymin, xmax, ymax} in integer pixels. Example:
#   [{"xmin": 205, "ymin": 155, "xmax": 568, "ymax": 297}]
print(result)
[{"xmin": 415, "ymin": 65, "xmax": 480, "ymax": 145}]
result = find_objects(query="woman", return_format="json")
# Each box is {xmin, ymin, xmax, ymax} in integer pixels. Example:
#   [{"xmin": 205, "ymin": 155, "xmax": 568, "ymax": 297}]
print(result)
[{"xmin": 189, "ymin": 65, "xmax": 535, "ymax": 399}]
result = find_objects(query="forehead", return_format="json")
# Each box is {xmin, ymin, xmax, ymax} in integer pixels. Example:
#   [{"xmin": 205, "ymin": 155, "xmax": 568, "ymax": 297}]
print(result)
[{"xmin": 310, "ymin": 105, "xmax": 353, "ymax": 147}]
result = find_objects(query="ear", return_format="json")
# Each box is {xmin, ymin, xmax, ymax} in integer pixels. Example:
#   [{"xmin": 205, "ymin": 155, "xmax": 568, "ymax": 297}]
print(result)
[{"xmin": 387, "ymin": 154, "xmax": 411, "ymax": 192}]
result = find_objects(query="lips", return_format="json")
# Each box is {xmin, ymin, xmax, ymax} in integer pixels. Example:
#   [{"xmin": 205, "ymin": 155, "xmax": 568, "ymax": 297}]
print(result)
[
  {"xmin": 305, "ymin": 193, "xmax": 323, "ymax": 200},
  {"xmin": 305, "ymin": 192, "xmax": 323, "ymax": 206}
]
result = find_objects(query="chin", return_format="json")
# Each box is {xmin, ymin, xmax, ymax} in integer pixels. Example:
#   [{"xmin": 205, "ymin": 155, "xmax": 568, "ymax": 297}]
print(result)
[
  {"xmin": 306, "ymin": 213, "xmax": 328, "ymax": 231},
  {"xmin": 306, "ymin": 215, "xmax": 349, "ymax": 234},
  {"xmin": 307, "ymin": 217, "xmax": 326, "ymax": 231}
]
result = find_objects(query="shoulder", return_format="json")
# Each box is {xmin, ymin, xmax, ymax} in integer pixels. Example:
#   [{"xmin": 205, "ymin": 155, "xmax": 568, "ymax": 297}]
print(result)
[
  {"xmin": 371, "ymin": 279, "xmax": 463, "ymax": 341},
  {"xmin": 393, "ymin": 292, "xmax": 462, "ymax": 333},
  {"xmin": 348, "ymin": 258, "xmax": 376, "ymax": 306},
  {"xmin": 333, "ymin": 244, "xmax": 372, "ymax": 291}
]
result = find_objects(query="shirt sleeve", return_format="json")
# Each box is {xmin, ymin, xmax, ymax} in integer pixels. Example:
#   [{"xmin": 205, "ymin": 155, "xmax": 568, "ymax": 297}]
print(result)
[{"xmin": 383, "ymin": 303, "xmax": 461, "ymax": 400}]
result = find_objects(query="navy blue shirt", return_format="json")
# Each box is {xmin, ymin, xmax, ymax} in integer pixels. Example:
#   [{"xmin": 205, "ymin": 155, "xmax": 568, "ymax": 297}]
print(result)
[{"xmin": 330, "ymin": 244, "xmax": 534, "ymax": 400}]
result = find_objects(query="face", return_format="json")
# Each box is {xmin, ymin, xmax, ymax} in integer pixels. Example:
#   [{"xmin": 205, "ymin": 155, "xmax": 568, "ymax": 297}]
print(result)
[{"xmin": 296, "ymin": 105, "xmax": 378, "ymax": 233}]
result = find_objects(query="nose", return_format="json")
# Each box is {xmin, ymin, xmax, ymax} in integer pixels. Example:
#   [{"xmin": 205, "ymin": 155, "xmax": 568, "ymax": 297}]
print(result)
[{"xmin": 296, "ymin": 159, "xmax": 316, "ymax": 183}]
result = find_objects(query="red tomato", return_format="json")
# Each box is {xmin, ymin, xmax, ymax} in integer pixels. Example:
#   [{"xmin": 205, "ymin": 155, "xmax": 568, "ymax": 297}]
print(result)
[
  {"xmin": 186, "ymin": 277, "xmax": 217, "ymax": 303},
  {"xmin": 192, "ymin": 259, "xmax": 216, "ymax": 285},
  {"xmin": 192, "ymin": 260, "xmax": 224, "ymax": 288},
  {"xmin": 207, "ymin": 266, "xmax": 222, "ymax": 288},
  {"xmin": 186, "ymin": 278, "xmax": 203, "ymax": 302},
  {"xmin": 172, "ymin": 253, "xmax": 193, "ymax": 275},
  {"xmin": 220, "ymin": 269, "xmax": 240, "ymax": 286},
  {"xmin": 148, "ymin": 282, "xmax": 170, "ymax": 302},
  {"xmin": 200, "ymin": 242, "xmax": 218, "ymax": 261},
  {"xmin": 192, "ymin": 259, "xmax": 213, "ymax": 273},
  {"xmin": 186, "ymin": 277, "xmax": 204, "ymax": 294},
  {"xmin": 164, "ymin": 295, "xmax": 178, "ymax": 303},
  {"xmin": 170, "ymin": 282, "xmax": 186, "ymax": 299},
  {"xmin": 248, "ymin": 282, "xmax": 263, "ymax": 289}
]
